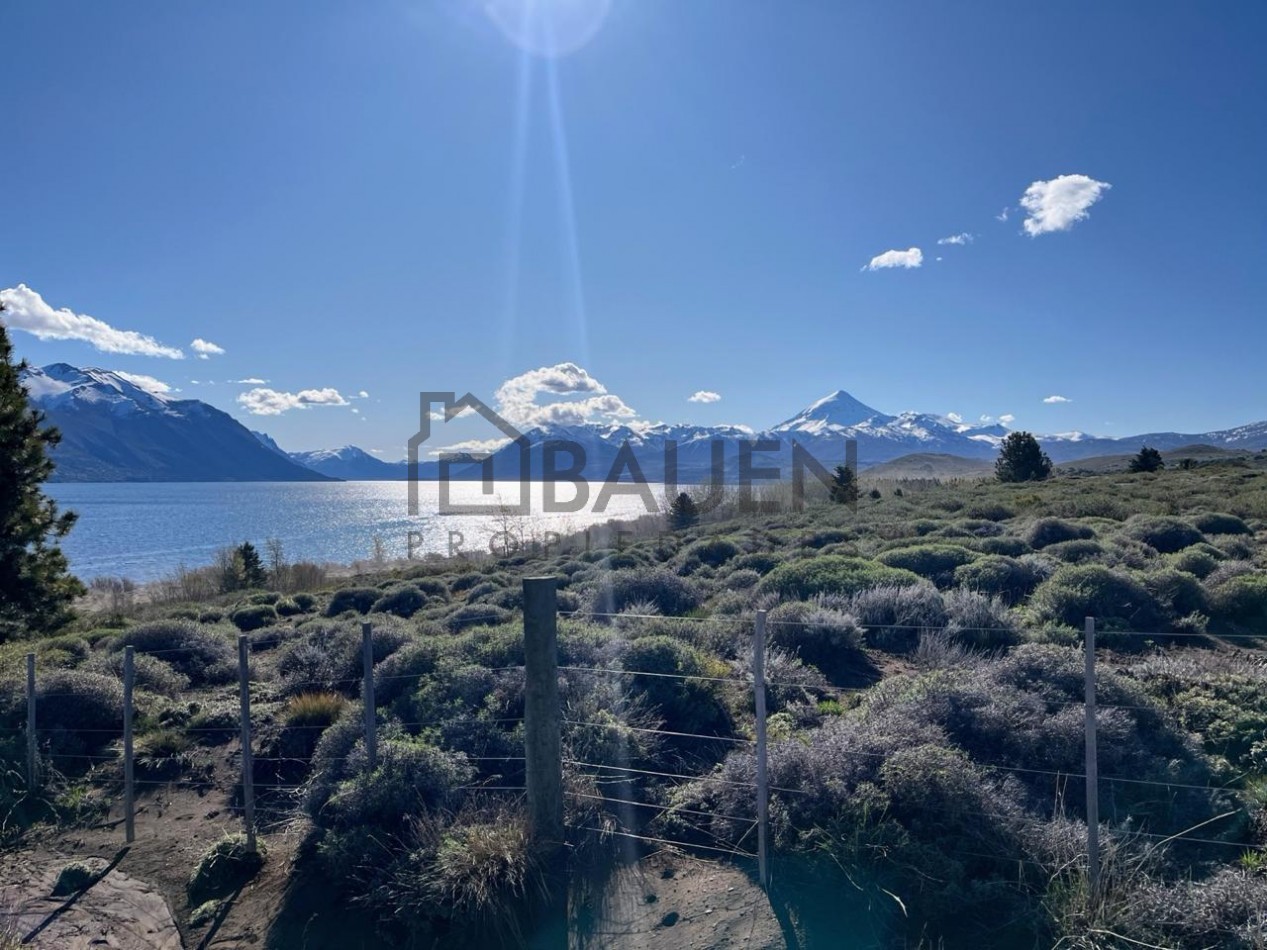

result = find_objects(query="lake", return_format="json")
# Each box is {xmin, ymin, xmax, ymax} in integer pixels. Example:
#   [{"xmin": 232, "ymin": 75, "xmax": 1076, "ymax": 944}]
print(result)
[{"xmin": 46, "ymin": 481, "xmax": 669, "ymax": 583}]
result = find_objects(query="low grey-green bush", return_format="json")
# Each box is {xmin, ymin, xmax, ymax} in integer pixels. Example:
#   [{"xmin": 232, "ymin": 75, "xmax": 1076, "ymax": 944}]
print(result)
[
  {"xmin": 1024, "ymin": 518, "xmax": 1094, "ymax": 549},
  {"xmin": 325, "ymin": 587, "xmax": 380, "ymax": 616},
  {"xmin": 1030, "ymin": 564, "xmax": 1165, "ymax": 631},
  {"xmin": 230, "ymin": 604, "xmax": 277, "ymax": 632},
  {"xmin": 621, "ymin": 636, "xmax": 728, "ymax": 736},
  {"xmin": 759, "ymin": 556, "xmax": 923, "ymax": 601},
  {"xmin": 372, "ymin": 586, "xmax": 427, "ymax": 618},
  {"xmin": 1192, "ymin": 512, "xmax": 1252, "ymax": 536},
  {"xmin": 953, "ymin": 555, "xmax": 1042, "ymax": 604},
  {"xmin": 588, "ymin": 568, "xmax": 702, "ymax": 617},
  {"xmin": 875, "ymin": 544, "xmax": 978, "ymax": 587},
  {"xmin": 112, "ymin": 620, "xmax": 235, "ymax": 686},
  {"xmin": 187, "ymin": 833, "xmax": 265, "ymax": 903},
  {"xmin": 1121, "ymin": 515, "xmax": 1205, "ymax": 554}
]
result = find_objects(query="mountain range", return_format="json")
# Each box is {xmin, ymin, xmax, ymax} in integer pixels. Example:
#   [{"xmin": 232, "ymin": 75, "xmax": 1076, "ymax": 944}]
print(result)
[{"xmin": 21, "ymin": 363, "xmax": 1267, "ymax": 482}]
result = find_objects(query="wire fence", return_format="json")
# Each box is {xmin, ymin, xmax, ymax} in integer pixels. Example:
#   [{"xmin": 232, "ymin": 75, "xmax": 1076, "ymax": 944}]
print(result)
[{"xmin": 8, "ymin": 587, "xmax": 1265, "ymax": 899}]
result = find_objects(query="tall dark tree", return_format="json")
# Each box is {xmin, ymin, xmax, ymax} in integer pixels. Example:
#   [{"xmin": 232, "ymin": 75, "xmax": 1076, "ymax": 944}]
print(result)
[
  {"xmin": 667, "ymin": 492, "xmax": 700, "ymax": 531},
  {"xmin": 995, "ymin": 431, "xmax": 1053, "ymax": 483},
  {"xmin": 0, "ymin": 304, "xmax": 84, "ymax": 640},
  {"xmin": 829, "ymin": 464, "xmax": 859, "ymax": 506},
  {"xmin": 1128, "ymin": 446, "xmax": 1165, "ymax": 474},
  {"xmin": 238, "ymin": 542, "xmax": 267, "ymax": 588}
]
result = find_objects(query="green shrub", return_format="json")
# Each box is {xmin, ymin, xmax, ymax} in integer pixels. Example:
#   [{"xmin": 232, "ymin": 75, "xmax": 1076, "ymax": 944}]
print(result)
[
  {"xmin": 976, "ymin": 536, "xmax": 1031, "ymax": 557},
  {"xmin": 759, "ymin": 556, "xmax": 923, "ymax": 601},
  {"xmin": 1193, "ymin": 512, "xmax": 1251, "ymax": 536},
  {"xmin": 187, "ymin": 834, "xmax": 265, "ymax": 903},
  {"xmin": 766, "ymin": 602, "xmax": 866, "ymax": 683},
  {"xmin": 292, "ymin": 593, "xmax": 318, "ymax": 612},
  {"xmin": 952, "ymin": 555, "xmax": 1041, "ymax": 605},
  {"xmin": 1143, "ymin": 569, "xmax": 1209, "ymax": 620},
  {"xmin": 284, "ymin": 692, "xmax": 348, "ymax": 730},
  {"xmin": 248, "ymin": 591, "xmax": 281, "ymax": 606},
  {"xmin": 1024, "ymin": 518, "xmax": 1094, "ymax": 549},
  {"xmin": 942, "ymin": 589, "xmax": 1021, "ymax": 648},
  {"xmin": 374, "ymin": 640, "xmax": 444, "ymax": 707},
  {"xmin": 275, "ymin": 598, "xmax": 303, "ymax": 617},
  {"xmin": 372, "ymin": 586, "xmax": 427, "ymax": 618},
  {"xmin": 963, "ymin": 501, "xmax": 1015, "ymax": 521},
  {"xmin": 686, "ymin": 537, "xmax": 741, "ymax": 567},
  {"xmin": 186, "ymin": 703, "xmax": 240, "ymax": 745},
  {"xmin": 34, "ymin": 671, "xmax": 123, "ymax": 746},
  {"xmin": 1030, "ymin": 565, "xmax": 1164, "ymax": 631},
  {"xmin": 851, "ymin": 583, "xmax": 948, "ymax": 652},
  {"xmin": 230, "ymin": 604, "xmax": 277, "ymax": 632},
  {"xmin": 1041, "ymin": 538, "xmax": 1105, "ymax": 564},
  {"xmin": 589, "ymin": 568, "xmax": 702, "ymax": 617},
  {"xmin": 1210, "ymin": 574, "xmax": 1267, "ymax": 632},
  {"xmin": 875, "ymin": 544, "xmax": 978, "ymax": 587},
  {"xmin": 1121, "ymin": 515, "xmax": 1205, "ymax": 554},
  {"xmin": 621, "ymin": 636, "xmax": 728, "ymax": 735},
  {"xmin": 1166, "ymin": 547, "xmax": 1221, "ymax": 579},
  {"xmin": 724, "ymin": 568, "xmax": 761, "ymax": 590},
  {"xmin": 112, "ymin": 620, "xmax": 235, "ymax": 686},
  {"xmin": 446, "ymin": 604, "xmax": 513, "ymax": 632},
  {"xmin": 325, "ymin": 587, "xmax": 380, "ymax": 616},
  {"xmin": 731, "ymin": 552, "xmax": 782, "ymax": 575},
  {"xmin": 84, "ymin": 651, "xmax": 190, "ymax": 696}
]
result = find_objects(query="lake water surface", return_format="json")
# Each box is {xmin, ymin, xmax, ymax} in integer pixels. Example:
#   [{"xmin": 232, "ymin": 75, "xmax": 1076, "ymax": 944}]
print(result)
[{"xmin": 46, "ymin": 481, "xmax": 668, "ymax": 582}]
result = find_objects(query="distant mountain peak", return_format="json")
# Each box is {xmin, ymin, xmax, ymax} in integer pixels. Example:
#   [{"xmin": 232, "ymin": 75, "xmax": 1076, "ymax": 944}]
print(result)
[{"xmin": 773, "ymin": 389, "xmax": 890, "ymax": 432}]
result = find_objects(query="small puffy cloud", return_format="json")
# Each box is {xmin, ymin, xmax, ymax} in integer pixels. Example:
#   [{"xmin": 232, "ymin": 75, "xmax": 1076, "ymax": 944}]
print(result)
[
  {"xmin": 688, "ymin": 390, "xmax": 721, "ymax": 404},
  {"xmin": 1043, "ymin": 395, "xmax": 1072, "ymax": 404},
  {"xmin": 996, "ymin": 207, "xmax": 1010, "ymax": 222},
  {"xmin": 864, "ymin": 247, "xmax": 923, "ymax": 271},
  {"xmin": 191, "ymin": 338, "xmax": 225, "ymax": 360},
  {"xmin": 357, "ymin": 390, "xmax": 369, "ymax": 399},
  {"xmin": 494, "ymin": 362, "xmax": 637, "ymax": 427},
  {"xmin": 937, "ymin": 233, "xmax": 974, "ymax": 246},
  {"xmin": 115, "ymin": 372, "xmax": 177, "ymax": 395},
  {"xmin": 946, "ymin": 412, "xmax": 964, "ymax": 424},
  {"xmin": 0, "ymin": 284, "xmax": 184, "ymax": 358},
  {"xmin": 236, "ymin": 387, "xmax": 350, "ymax": 416},
  {"xmin": 232, "ymin": 377, "xmax": 268, "ymax": 385},
  {"xmin": 429, "ymin": 437, "xmax": 511, "ymax": 458},
  {"xmin": 1020, "ymin": 174, "xmax": 1111, "ymax": 236},
  {"xmin": 999, "ymin": 413, "xmax": 1016, "ymax": 425}
]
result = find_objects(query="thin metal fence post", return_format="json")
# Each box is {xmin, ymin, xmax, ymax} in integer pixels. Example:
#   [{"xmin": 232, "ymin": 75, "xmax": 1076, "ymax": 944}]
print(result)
[
  {"xmin": 754, "ymin": 609, "xmax": 771, "ymax": 890},
  {"xmin": 123, "ymin": 646, "xmax": 136, "ymax": 843},
  {"xmin": 362, "ymin": 621, "xmax": 377, "ymax": 772},
  {"xmin": 523, "ymin": 577, "xmax": 563, "ymax": 849},
  {"xmin": 1084, "ymin": 617, "xmax": 1100, "ymax": 900},
  {"xmin": 25, "ymin": 653, "xmax": 36, "ymax": 789},
  {"xmin": 238, "ymin": 635, "xmax": 257, "ymax": 853}
]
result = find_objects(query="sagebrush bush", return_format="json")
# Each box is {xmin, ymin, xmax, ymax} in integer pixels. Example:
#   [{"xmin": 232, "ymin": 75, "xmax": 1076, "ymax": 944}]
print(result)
[
  {"xmin": 759, "ymin": 556, "xmax": 923, "ymax": 601},
  {"xmin": 187, "ymin": 834, "xmax": 265, "ymax": 903},
  {"xmin": 588, "ymin": 568, "xmax": 701, "ymax": 617},
  {"xmin": 1143, "ymin": 568, "xmax": 1209, "ymax": 620},
  {"xmin": 685, "ymin": 537, "xmax": 741, "ymax": 568},
  {"xmin": 766, "ymin": 601, "xmax": 867, "ymax": 683},
  {"xmin": 446, "ymin": 603, "xmax": 513, "ymax": 632},
  {"xmin": 325, "ymin": 587, "xmax": 380, "ymax": 616},
  {"xmin": 1167, "ymin": 547, "xmax": 1221, "ymax": 579},
  {"xmin": 1041, "ymin": 538, "xmax": 1106, "ymax": 564},
  {"xmin": 621, "ymin": 636, "xmax": 728, "ymax": 735},
  {"xmin": 83, "ymin": 651, "xmax": 189, "ymax": 696},
  {"xmin": 850, "ymin": 583, "xmax": 948, "ymax": 652},
  {"xmin": 1030, "ymin": 565, "xmax": 1165, "ymax": 631},
  {"xmin": 112, "ymin": 620, "xmax": 235, "ymax": 686},
  {"xmin": 372, "ymin": 586, "xmax": 427, "ymax": 618},
  {"xmin": 34, "ymin": 671, "xmax": 124, "ymax": 746},
  {"xmin": 53, "ymin": 860, "xmax": 99, "ymax": 896},
  {"xmin": 230, "ymin": 604, "xmax": 277, "ymax": 632},
  {"xmin": 1024, "ymin": 518, "xmax": 1094, "ymax": 549},
  {"xmin": 292, "ymin": 592, "xmax": 318, "ymax": 612},
  {"xmin": 942, "ymin": 589, "xmax": 1021, "ymax": 648},
  {"xmin": 977, "ymin": 536, "xmax": 1032, "ymax": 557},
  {"xmin": 1192, "ymin": 512, "xmax": 1252, "ymax": 536},
  {"xmin": 1121, "ymin": 515, "xmax": 1205, "ymax": 554},
  {"xmin": 875, "ymin": 544, "xmax": 978, "ymax": 587},
  {"xmin": 730, "ymin": 552, "xmax": 782, "ymax": 575},
  {"xmin": 953, "ymin": 555, "xmax": 1042, "ymax": 605},
  {"xmin": 1209, "ymin": 573, "xmax": 1267, "ymax": 633}
]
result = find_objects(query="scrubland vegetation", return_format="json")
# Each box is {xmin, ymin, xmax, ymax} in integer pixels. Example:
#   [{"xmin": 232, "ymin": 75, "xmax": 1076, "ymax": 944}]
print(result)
[{"xmin": 3, "ymin": 461, "xmax": 1267, "ymax": 947}]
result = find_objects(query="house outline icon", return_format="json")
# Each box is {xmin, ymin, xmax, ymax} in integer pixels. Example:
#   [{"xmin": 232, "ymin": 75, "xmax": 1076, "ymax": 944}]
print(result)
[{"xmin": 407, "ymin": 392, "xmax": 532, "ymax": 516}]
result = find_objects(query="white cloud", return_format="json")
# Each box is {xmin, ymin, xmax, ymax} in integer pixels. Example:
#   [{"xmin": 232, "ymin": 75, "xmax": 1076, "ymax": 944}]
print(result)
[
  {"xmin": 236, "ymin": 387, "xmax": 351, "ymax": 416},
  {"xmin": 688, "ymin": 390, "xmax": 721, "ymax": 403},
  {"xmin": 999, "ymin": 413, "xmax": 1016, "ymax": 425},
  {"xmin": 191, "ymin": 338, "xmax": 225, "ymax": 360},
  {"xmin": 115, "ymin": 372, "xmax": 177, "ymax": 395},
  {"xmin": 946, "ymin": 412, "xmax": 964, "ymax": 424},
  {"xmin": 996, "ymin": 207, "xmax": 1010, "ymax": 222},
  {"xmin": 357, "ymin": 390, "xmax": 369, "ymax": 399},
  {"xmin": 1043, "ymin": 395, "xmax": 1072, "ymax": 404},
  {"xmin": 494, "ymin": 362, "xmax": 637, "ymax": 427},
  {"xmin": 429, "ymin": 437, "xmax": 511, "ymax": 459},
  {"xmin": 0, "ymin": 284, "xmax": 184, "ymax": 358},
  {"xmin": 1020, "ymin": 174, "xmax": 1111, "ymax": 236},
  {"xmin": 864, "ymin": 247, "xmax": 923, "ymax": 271},
  {"xmin": 232, "ymin": 377, "xmax": 268, "ymax": 385},
  {"xmin": 351, "ymin": 408, "xmax": 359, "ymax": 414},
  {"xmin": 937, "ymin": 233, "xmax": 974, "ymax": 246}
]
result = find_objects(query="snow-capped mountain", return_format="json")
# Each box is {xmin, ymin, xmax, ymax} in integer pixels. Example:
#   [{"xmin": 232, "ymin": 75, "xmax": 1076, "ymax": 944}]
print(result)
[
  {"xmin": 287, "ymin": 445, "xmax": 408, "ymax": 480},
  {"xmin": 21, "ymin": 364, "xmax": 333, "ymax": 482}
]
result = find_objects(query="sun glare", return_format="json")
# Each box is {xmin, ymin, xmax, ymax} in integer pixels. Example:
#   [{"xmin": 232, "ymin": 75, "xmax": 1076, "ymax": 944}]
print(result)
[{"xmin": 482, "ymin": 0, "xmax": 612, "ymax": 57}]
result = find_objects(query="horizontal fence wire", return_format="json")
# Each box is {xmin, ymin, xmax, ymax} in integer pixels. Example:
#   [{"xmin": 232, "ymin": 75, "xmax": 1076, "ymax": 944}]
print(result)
[{"xmin": 577, "ymin": 826, "xmax": 756, "ymax": 859}]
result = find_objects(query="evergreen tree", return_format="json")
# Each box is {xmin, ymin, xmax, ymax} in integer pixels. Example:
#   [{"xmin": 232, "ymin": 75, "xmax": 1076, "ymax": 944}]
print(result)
[
  {"xmin": 238, "ymin": 541, "xmax": 267, "ymax": 588},
  {"xmin": 667, "ymin": 492, "xmax": 700, "ymax": 531},
  {"xmin": 995, "ymin": 431, "xmax": 1053, "ymax": 483},
  {"xmin": 0, "ymin": 305, "xmax": 85, "ymax": 640},
  {"xmin": 829, "ymin": 464, "xmax": 859, "ymax": 506},
  {"xmin": 1128, "ymin": 446, "xmax": 1165, "ymax": 473}
]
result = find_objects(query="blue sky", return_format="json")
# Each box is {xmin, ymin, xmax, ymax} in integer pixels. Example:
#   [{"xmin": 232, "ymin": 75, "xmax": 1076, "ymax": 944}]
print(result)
[{"xmin": 3, "ymin": 0, "xmax": 1265, "ymax": 457}]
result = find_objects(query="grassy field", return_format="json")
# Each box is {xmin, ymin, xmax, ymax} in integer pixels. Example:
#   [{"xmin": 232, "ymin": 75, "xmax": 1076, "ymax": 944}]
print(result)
[{"xmin": 4, "ymin": 459, "xmax": 1267, "ymax": 948}]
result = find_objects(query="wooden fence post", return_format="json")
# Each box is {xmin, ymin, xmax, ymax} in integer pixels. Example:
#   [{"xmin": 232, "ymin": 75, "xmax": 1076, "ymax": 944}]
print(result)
[
  {"xmin": 238, "ymin": 635, "xmax": 257, "ymax": 853},
  {"xmin": 754, "ymin": 609, "xmax": 771, "ymax": 890},
  {"xmin": 523, "ymin": 577, "xmax": 563, "ymax": 849},
  {"xmin": 25, "ymin": 653, "xmax": 36, "ymax": 789},
  {"xmin": 362, "ymin": 622, "xmax": 377, "ymax": 772},
  {"xmin": 123, "ymin": 646, "xmax": 136, "ymax": 843},
  {"xmin": 1084, "ymin": 617, "xmax": 1100, "ymax": 900}
]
